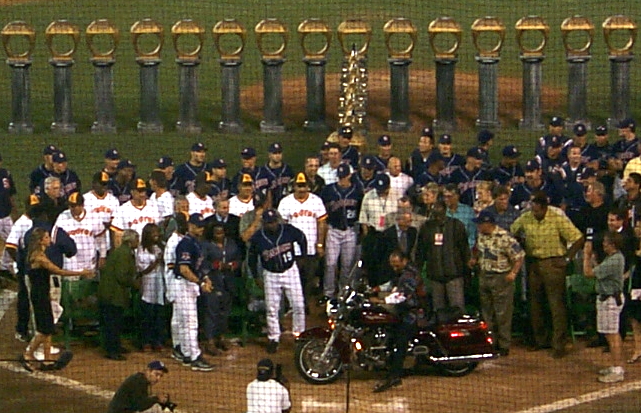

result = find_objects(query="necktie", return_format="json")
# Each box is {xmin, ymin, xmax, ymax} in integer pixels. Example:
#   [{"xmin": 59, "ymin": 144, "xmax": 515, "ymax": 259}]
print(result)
[{"xmin": 399, "ymin": 230, "xmax": 408, "ymax": 253}]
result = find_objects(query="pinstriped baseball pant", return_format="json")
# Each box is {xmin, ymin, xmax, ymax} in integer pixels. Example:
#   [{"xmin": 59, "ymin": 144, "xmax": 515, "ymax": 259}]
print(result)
[
  {"xmin": 173, "ymin": 280, "xmax": 201, "ymax": 361},
  {"xmin": 324, "ymin": 226, "xmax": 358, "ymax": 298},
  {"xmin": 264, "ymin": 264, "xmax": 305, "ymax": 341}
]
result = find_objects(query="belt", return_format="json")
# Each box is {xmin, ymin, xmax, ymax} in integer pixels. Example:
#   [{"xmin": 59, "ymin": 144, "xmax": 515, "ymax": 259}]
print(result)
[{"xmin": 599, "ymin": 293, "xmax": 623, "ymax": 305}]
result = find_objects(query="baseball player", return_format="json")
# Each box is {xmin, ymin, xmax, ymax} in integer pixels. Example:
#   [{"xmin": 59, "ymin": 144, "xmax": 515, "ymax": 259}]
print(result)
[
  {"xmin": 84, "ymin": 172, "xmax": 120, "ymax": 249},
  {"xmin": 209, "ymin": 158, "xmax": 232, "ymax": 202},
  {"xmin": 186, "ymin": 171, "xmax": 215, "ymax": 219},
  {"xmin": 102, "ymin": 148, "xmax": 121, "ymax": 180},
  {"xmin": 174, "ymin": 142, "xmax": 209, "ymax": 195},
  {"xmin": 45, "ymin": 151, "xmax": 81, "ymax": 200},
  {"xmin": 231, "ymin": 147, "xmax": 259, "ymax": 196},
  {"xmin": 156, "ymin": 156, "xmax": 181, "ymax": 197},
  {"xmin": 110, "ymin": 179, "xmax": 161, "ymax": 248},
  {"xmin": 278, "ymin": 172, "xmax": 327, "ymax": 305},
  {"xmin": 320, "ymin": 164, "xmax": 361, "ymax": 300},
  {"xmin": 174, "ymin": 213, "xmax": 214, "ymax": 371},
  {"xmin": 337, "ymin": 126, "xmax": 360, "ymax": 169},
  {"xmin": 108, "ymin": 159, "xmax": 136, "ymax": 205},
  {"xmin": 255, "ymin": 142, "xmax": 295, "ymax": 207},
  {"xmin": 29, "ymin": 145, "xmax": 58, "ymax": 195},
  {"xmin": 248, "ymin": 209, "xmax": 307, "ymax": 354},
  {"xmin": 149, "ymin": 170, "xmax": 175, "ymax": 223},
  {"xmin": 229, "ymin": 174, "xmax": 255, "ymax": 217},
  {"xmin": 163, "ymin": 212, "xmax": 187, "ymax": 362}
]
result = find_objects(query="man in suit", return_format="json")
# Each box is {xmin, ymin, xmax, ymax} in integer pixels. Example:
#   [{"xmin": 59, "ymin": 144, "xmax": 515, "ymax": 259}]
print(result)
[{"xmin": 380, "ymin": 209, "xmax": 417, "ymax": 284}]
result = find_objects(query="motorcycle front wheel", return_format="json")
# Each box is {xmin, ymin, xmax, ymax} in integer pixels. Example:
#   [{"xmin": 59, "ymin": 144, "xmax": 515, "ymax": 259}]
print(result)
[
  {"xmin": 437, "ymin": 361, "xmax": 478, "ymax": 377},
  {"xmin": 295, "ymin": 338, "xmax": 344, "ymax": 384}
]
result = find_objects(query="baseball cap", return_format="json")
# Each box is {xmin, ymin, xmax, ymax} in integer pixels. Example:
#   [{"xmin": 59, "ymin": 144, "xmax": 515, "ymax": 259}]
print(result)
[
  {"xmin": 378, "ymin": 135, "xmax": 392, "ymax": 146},
  {"xmin": 241, "ymin": 147, "xmax": 257, "ymax": 159},
  {"xmin": 337, "ymin": 163, "xmax": 351, "ymax": 179},
  {"xmin": 477, "ymin": 129, "xmax": 494, "ymax": 144},
  {"xmin": 240, "ymin": 173, "xmax": 253, "ymax": 184},
  {"xmin": 581, "ymin": 167, "xmax": 597, "ymax": 179},
  {"xmin": 148, "ymin": 360, "xmax": 168, "ymax": 373},
  {"xmin": 117, "ymin": 159, "xmax": 136, "ymax": 170},
  {"xmin": 257, "ymin": 358, "xmax": 274, "ymax": 381},
  {"xmin": 157, "ymin": 156, "xmax": 173, "ymax": 169},
  {"xmin": 502, "ymin": 145, "xmax": 520, "ymax": 158},
  {"xmin": 67, "ymin": 192, "xmax": 84, "ymax": 206},
  {"xmin": 361, "ymin": 155, "xmax": 378, "ymax": 170},
  {"xmin": 595, "ymin": 125, "xmax": 608, "ymax": 136},
  {"xmin": 52, "ymin": 151, "xmax": 68, "ymax": 163},
  {"xmin": 339, "ymin": 126, "xmax": 353, "ymax": 139},
  {"xmin": 573, "ymin": 123, "xmax": 587, "ymax": 137},
  {"xmin": 549, "ymin": 116, "xmax": 564, "ymax": 127},
  {"xmin": 130, "ymin": 178, "xmax": 147, "ymax": 191},
  {"xmin": 188, "ymin": 213, "xmax": 207, "ymax": 227},
  {"xmin": 92, "ymin": 171, "xmax": 110, "ymax": 184},
  {"xmin": 374, "ymin": 174, "xmax": 390, "ymax": 191},
  {"xmin": 618, "ymin": 118, "xmax": 636, "ymax": 130},
  {"xmin": 191, "ymin": 142, "xmax": 207, "ymax": 152},
  {"xmin": 43, "ymin": 145, "xmax": 58, "ymax": 155},
  {"xmin": 525, "ymin": 159, "xmax": 541, "ymax": 171},
  {"xmin": 438, "ymin": 134, "xmax": 452, "ymax": 144},
  {"xmin": 211, "ymin": 158, "xmax": 227, "ymax": 169},
  {"xmin": 294, "ymin": 172, "xmax": 308, "ymax": 185},
  {"xmin": 104, "ymin": 148, "xmax": 120, "ymax": 160},
  {"xmin": 473, "ymin": 210, "xmax": 496, "ymax": 224},
  {"xmin": 320, "ymin": 141, "xmax": 331, "ymax": 151},
  {"xmin": 268, "ymin": 142, "xmax": 283, "ymax": 153},
  {"xmin": 466, "ymin": 147, "xmax": 484, "ymax": 160},
  {"xmin": 421, "ymin": 127, "xmax": 434, "ymax": 138},
  {"xmin": 426, "ymin": 151, "xmax": 444, "ymax": 164},
  {"xmin": 548, "ymin": 136, "xmax": 563, "ymax": 148},
  {"xmin": 262, "ymin": 209, "xmax": 279, "ymax": 223},
  {"xmin": 28, "ymin": 194, "xmax": 40, "ymax": 206}
]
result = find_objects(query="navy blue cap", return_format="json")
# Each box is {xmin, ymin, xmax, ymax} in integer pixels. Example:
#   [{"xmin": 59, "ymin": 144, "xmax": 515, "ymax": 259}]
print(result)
[
  {"xmin": 188, "ymin": 213, "xmax": 207, "ymax": 227},
  {"xmin": 473, "ymin": 209, "xmax": 496, "ymax": 224},
  {"xmin": 104, "ymin": 148, "xmax": 120, "ymax": 160},
  {"xmin": 148, "ymin": 360, "xmax": 168, "ymax": 373},
  {"xmin": 374, "ymin": 174, "xmax": 390, "ymax": 191},
  {"xmin": 378, "ymin": 135, "xmax": 392, "ymax": 146},
  {"xmin": 257, "ymin": 358, "xmax": 274, "ymax": 381},
  {"xmin": 525, "ymin": 159, "xmax": 541, "ymax": 171},
  {"xmin": 268, "ymin": 142, "xmax": 283, "ymax": 153},
  {"xmin": 466, "ymin": 147, "xmax": 484, "ymax": 160},
  {"xmin": 211, "ymin": 158, "xmax": 227, "ymax": 168},
  {"xmin": 337, "ymin": 163, "xmax": 351, "ymax": 179},
  {"xmin": 339, "ymin": 126, "xmax": 353, "ymax": 138},
  {"xmin": 618, "ymin": 118, "xmax": 636, "ymax": 130},
  {"xmin": 117, "ymin": 159, "xmax": 136, "ymax": 170},
  {"xmin": 421, "ymin": 127, "xmax": 434, "ymax": 138},
  {"xmin": 262, "ymin": 209, "xmax": 279, "ymax": 223},
  {"xmin": 191, "ymin": 142, "xmax": 207, "ymax": 152},
  {"xmin": 549, "ymin": 116, "xmax": 564, "ymax": 127},
  {"xmin": 477, "ymin": 129, "xmax": 494, "ymax": 144},
  {"xmin": 427, "ymin": 151, "xmax": 444, "ymax": 164},
  {"xmin": 157, "ymin": 156, "xmax": 173, "ymax": 169},
  {"xmin": 548, "ymin": 135, "xmax": 563, "ymax": 148},
  {"xmin": 320, "ymin": 141, "xmax": 331, "ymax": 150},
  {"xmin": 43, "ymin": 145, "xmax": 58, "ymax": 155},
  {"xmin": 439, "ymin": 134, "xmax": 452, "ymax": 144},
  {"xmin": 241, "ymin": 147, "xmax": 257, "ymax": 159},
  {"xmin": 361, "ymin": 155, "xmax": 378, "ymax": 170},
  {"xmin": 502, "ymin": 145, "xmax": 520, "ymax": 158},
  {"xmin": 573, "ymin": 123, "xmax": 587, "ymax": 137},
  {"xmin": 52, "ymin": 151, "xmax": 67, "ymax": 163},
  {"xmin": 595, "ymin": 125, "xmax": 608, "ymax": 136}
]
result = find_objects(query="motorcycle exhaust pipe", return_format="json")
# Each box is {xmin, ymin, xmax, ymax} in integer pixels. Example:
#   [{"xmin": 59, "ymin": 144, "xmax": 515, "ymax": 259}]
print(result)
[{"xmin": 428, "ymin": 353, "xmax": 497, "ymax": 362}]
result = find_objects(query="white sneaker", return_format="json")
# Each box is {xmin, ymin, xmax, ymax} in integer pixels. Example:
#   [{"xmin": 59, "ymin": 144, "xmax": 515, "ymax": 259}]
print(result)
[
  {"xmin": 34, "ymin": 345, "xmax": 60, "ymax": 361},
  {"xmin": 598, "ymin": 371, "xmax": 624, "ymax": 383},
  {"xmin": 598, "ymin": 366, "xmax": 613, "ymax": 375}
]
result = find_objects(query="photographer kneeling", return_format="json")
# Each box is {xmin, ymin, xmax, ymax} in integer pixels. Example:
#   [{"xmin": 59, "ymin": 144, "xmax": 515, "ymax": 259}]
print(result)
[
  {"xmin": 107, "ymin": 360, "xmax": 170, "ymax": 413},
  {"xmin": 246, "ymin": 358, "xmax": 291, "ymax": 413}
]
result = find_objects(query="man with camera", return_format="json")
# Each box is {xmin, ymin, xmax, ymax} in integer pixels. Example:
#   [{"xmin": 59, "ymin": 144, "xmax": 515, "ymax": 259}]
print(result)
[
  {"xmin": 246, "ymin": 358, "xmax": 291, "ymax": 413},
  {"xmin": 107, "ymin": 360, "xmax": 171, "ymax": 413}
]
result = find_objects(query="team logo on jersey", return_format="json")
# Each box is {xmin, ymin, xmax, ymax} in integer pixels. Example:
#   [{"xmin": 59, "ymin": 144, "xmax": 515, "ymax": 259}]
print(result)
[{"xmin": 181, "ymin": 252, "xmax": 191, "ymax": 260}]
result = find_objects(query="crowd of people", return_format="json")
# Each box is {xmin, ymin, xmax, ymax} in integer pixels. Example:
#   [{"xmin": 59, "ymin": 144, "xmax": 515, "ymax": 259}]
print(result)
[{"xmin": 2, "ymin": 117, "xmax": 641, "ymax": 387}]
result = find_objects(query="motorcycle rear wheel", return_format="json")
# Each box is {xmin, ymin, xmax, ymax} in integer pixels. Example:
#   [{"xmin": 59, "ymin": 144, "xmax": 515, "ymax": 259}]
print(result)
[
  {"xmin": 295, "ymin": 338, "xmax": 344, "ymax": 384},
  {"xmin": 437, "ymin": 361, "xmax": 478, "ymax": 377}
]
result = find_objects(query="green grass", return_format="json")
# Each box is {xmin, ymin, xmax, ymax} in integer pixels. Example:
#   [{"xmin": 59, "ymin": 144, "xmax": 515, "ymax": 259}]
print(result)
[{"xmin": 0, "ymin": 0, "xmax": 638, "ymax": 203}]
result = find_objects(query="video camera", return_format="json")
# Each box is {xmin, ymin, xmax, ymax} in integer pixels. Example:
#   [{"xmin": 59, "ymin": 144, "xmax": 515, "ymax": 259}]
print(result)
[{"xmin": 159, "ymin": 395, "xmax": 177, "ymax": 412}]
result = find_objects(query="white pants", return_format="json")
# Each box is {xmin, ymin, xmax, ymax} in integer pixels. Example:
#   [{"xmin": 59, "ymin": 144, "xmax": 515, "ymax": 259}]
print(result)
[
  {"xmin": 264, "ymin": 264, "xmax": 305, "ymax": 341},
  {"xmin": 324, "ymin": 226, "xmax": 358, "ymax": 297},
  {"xmin": 173, "ymin": 279, "xmax": 200, "ymax": 361},
  {"xmin": 0, "ymin": 216, "xmax": 13, "ymax": 273}
]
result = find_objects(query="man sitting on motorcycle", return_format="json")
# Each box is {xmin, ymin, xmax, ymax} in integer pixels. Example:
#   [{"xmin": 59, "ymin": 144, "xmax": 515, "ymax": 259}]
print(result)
[{"xmin": 372, "ymin": 249, "xmax": 427, "ymax": 393}]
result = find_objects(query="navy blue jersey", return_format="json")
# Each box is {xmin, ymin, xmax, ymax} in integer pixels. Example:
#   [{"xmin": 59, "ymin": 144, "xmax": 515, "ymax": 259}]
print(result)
[
  {"xmin": 405, "ymin": 148, "xmax": 431, "ymax": 178},
  {"xmin": 209, "ymin": 178, "xmax": 232, "ymax": 201},
  {"xmin": 491, "ymin": 163, "xmax": 525, "ymax": 187},
  {"xmin": 537, "ymin": 154, "xmax": 566, "ymax": 178},
  {"xmin": 560, "ymin": 164, "xmax": 589, "ymax": 214},
  {"xmin": 590, "ymin": 143, "xmax": 613, "ymax": 164},
  {"xmin": 373, "ymin": 155, "xmax": 392, "ymax": 171},
  {"xmin": 320, "ymin": 183, "xmax": 362, "ymax": 230},
  {"xmin": 440, "ymin": 154, "xmax": 465, "ymax": 180},
  {"xmin": 167, "ymin": 174, "xmax": 181, "ymax": 198},
  {"xmin": 248, "ymin": 223, "xmax": 307, "ymax": 274},
  {"xmin": 535, "ymin": 134, "xmax": 570, "ymax": 157},
  {"xmin": 415, "ymin": 170, "xmax": 446, "ymax": 187},
  {"xmin": 254, "ymin": 164, "xmax": 294, "ymax": 206},
  {"xmin": 108, "ymin": 181, "xmax": 133, "ymax": 205},
  {"xmin": 562, "ymin": 143, "xmax": 601, "ymax": 164},
  {"xmin": 479, "ymin": 148, "xmax": 492, "ymax": 169},
  {"xmin": 612, "ymin": 137, "xmax": 639, "ymax": 166},
  {"xmin": 448, "ymin": 166, "xmax": 492, "ymax": 206},
  {"xmin": 0, "ymin": 168, "xmax": 16, "ymax": 218},
  {"xmin": 341, "ymin": 146, "xmax": 360, "ymax": 170},
  {"xmin": 351, "ymin": 172, "xmax": 378, "ymax": 194},
  {"xmin": 29, "ymin": 164, "xmax": 55, "ymax": 195},
  {"xmin": 231, "ymin": 167, "xmax": 259, "ymax": 196},
  {"xmin": 175, "ymin": 233, "xmax": 205, "ymax": 280},
  {"xmin": 49, "ymin": 169, "xmax": 81, "ymax": 200},
  {"xmin": 510, "ymin": 179, "xmax": 565, "ymax": 210},
  {"xmin": 174, "ymin": 162, "xmax": 208, "ymax": 194},
  {"xmin": 23, "ymin": 221, "xmax": 77, "ymax": 270}
]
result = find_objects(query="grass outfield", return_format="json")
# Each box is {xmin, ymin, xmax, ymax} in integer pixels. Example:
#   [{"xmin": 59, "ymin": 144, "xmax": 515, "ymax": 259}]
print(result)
[{"xmin": 0, "ymin": 0, "xmax": 638, "ymax": 202}]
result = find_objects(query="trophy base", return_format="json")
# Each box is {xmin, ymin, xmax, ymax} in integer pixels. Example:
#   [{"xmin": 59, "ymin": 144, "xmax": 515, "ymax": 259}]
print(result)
[
  {"xmin": 260, "ymin": 121, "xmax": 285, "ymax": 133},
  {"xmin": 433, "ymin": 118, "xmax": 456, "ymax": 133},
  {"xmin": 138, "ymin": 122, "xmax": 164, "ymax": 134},
  {"xmin": 218, "ymin": 121, "xmax": 244, "ymax": 134},
  {"xmin": 475, "ymin": 119, "xmax": 500, "ymax": 130},
  {"xmin": 8, "ymin": 122, "xmax": 33, "ymax": 134},
  {"xmin": 176, "ymin": 122, "xmax": 202, "ymax": 134},
  {"xmin": 50, "ymin": 122, "xmax": 77, "ymax": 134},
  {"xmin": 387, "ymin": 120, "xmax": 412, "ymax": 132},
  {"xmin": 91, "ymin": 123, "xmax": 117, "ymax": 134}
]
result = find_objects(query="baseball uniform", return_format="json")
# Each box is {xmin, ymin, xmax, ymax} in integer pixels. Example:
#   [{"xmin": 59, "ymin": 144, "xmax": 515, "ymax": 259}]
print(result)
[
  {"xmin": 186, "ymin": 192, "xmax": 215, "ymax": 219},
  {"xmin": 229, "ymin": 195, "xmax": 254, "ymax": 218},
  {"xmin": 110, "ymin": 200, "xmax": 161, "ymax": 239},
  {"xmin": 164, "ymin": 231, "xmax": 184, "ymax": 354},
  {"xmin": 54, "ymin": 208, "xmax": 108, "ymax": 275}
]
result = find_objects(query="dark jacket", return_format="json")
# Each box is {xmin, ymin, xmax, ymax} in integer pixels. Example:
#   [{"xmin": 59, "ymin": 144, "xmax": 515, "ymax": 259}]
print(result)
[
  {"xmin": 107, "ymin": 372, "xmax": 160, "ymax": 413},
  {"xmin": 98, "ymin": 244, "xmax": 138, "ymax": 309},
  {"xmin": 416, "ymin": 217, "xmax": 470, "ymax": 283},
  {"xmin": 381, "ymin": 225, "xmax": 418, "ymax": 263}
]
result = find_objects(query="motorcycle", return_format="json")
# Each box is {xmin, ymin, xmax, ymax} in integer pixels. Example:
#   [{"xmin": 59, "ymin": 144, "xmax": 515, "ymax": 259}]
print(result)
[{"xmin": 294, "ymin": 263, "xmax": 497, "ymax": 384}]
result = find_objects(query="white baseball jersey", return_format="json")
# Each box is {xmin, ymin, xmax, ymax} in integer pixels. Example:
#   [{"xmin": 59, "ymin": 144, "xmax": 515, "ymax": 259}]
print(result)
[
  {"xmin": 387, "ymin": 172, "xmax": 414, "ymax": 200},
  {"xmin": 83, "ymin": 190, "xmax": 119, "ymax": 226},
  {"xmin": 54, "ymin": 209, "xmax": 108, "ymax": 271},
  {"xmin": 5, "ymin": 214, "xmax": 33, "ymax": 251},
  {"xmin": 229, "ymin": 195, "xmax": 254, "ymax": 217},
  {"xmin": 150, "ymin": 191, "xmax": 174, "ymax": 219},
  {"xmin": 278, "ymin": 193, "xmax": 327, "ymax": 255},
  {"xmin": 163, "ymin": 231, "xmax": 184, "ymax": 303},
  {"xmin": 186, "ymin": 192, "xmax": 215, "ymax": 218},
  {"xmin": 246, "ymin": 379, "xmax": 291, "ymax": 413},
  {"xmin": 110, "ymin": 200, "xmax": 161, "ymax": 238},
  {"xmin": 137, "ymin": 244, "xmax": 164, "ymax": 305}
]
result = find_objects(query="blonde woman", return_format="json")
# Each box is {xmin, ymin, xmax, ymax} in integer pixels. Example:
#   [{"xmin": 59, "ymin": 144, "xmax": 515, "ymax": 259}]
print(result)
[{"xmin": 21, "ymin": 227, "xmax": 93, "ymax": 371}]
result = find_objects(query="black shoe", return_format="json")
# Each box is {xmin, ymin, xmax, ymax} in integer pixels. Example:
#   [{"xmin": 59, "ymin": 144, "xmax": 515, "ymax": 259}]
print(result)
[
  {"xmin": 171, "ymin": 346, "xmax": 184, "ymax": 361},
  {"xmin": 587, "ymin": 338, "xmax": 606, "ymax": 348},
  {"xmin": 267, "ymin": 340, "xmax": 279, "ymax": 354},
  {"xmin": 105, "ymin": 353, "xmax": 126, "ymax": 361},
  {"xmin": 15, "ymin": 332, "xmax": 30, "ymax": 343},
  {"xmin": 373, "ymin": 377, "xmax": 402, "ymax": 393}
]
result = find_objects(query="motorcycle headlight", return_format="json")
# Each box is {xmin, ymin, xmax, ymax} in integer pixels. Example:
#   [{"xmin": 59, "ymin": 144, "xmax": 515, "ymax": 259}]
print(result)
[{"xmin": 326, "ymin": 298, "xmax": 339, "ymax": 317}]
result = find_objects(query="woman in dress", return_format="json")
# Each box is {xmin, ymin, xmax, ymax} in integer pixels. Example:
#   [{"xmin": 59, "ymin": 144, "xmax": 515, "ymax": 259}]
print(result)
[
  {"xmin": 21, "ymin": 227, "xmax": 94, "ymax": 371},
  {"xmin": 137, "ymin": 223, "xmax": 166, "ymax": 352}
]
